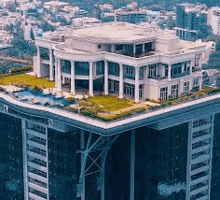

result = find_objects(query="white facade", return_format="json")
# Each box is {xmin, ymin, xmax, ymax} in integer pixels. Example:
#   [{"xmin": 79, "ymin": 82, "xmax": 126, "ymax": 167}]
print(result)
[
  {"xmin": 208, "ymin": 7, "xmax": 220, "ymax": 35},
  {"xmin": 34, "ymin": 22, "xmax": 214, "ymax": 103}
]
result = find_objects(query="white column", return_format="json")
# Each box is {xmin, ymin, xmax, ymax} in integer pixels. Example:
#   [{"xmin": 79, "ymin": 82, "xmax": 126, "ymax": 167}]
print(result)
[
  {"xmin": 104, "ymin": 61, "xmax": 108, "ymax": 95},
  {"xmin": 142, "ymin": 43, "xmax": 145, "ymax": 53},
  {"xmin": 135, "ymin": 67, "xmax": 139, "ymax": 103},
  {"xmin": 130, "ymin": 130, "xmax": 135, "ymax": 200},
  {"xmin": 199, "ymin": 76, "xmax": 203, "ymax": 91},
  {"xmin": 119, "ymin": 63, "xmax": 123, "ymax": 99},
  {"xmin": 168, "ymin": 62, "xmax": 172, "ymax": 80},
  {"xmin": 89, "ymin": 61, "xmax": 93, "ymax": 96},
  {"xmin": 54, "ymin": 58, "xmax": 58, "ymax": 87},
  {"xmin": 71, "ymin": 61, "xmax": 75, "ymax": 95},
  {"xmin": 49, "ymin": 49, "xmax": 54, "ymax": 81},
  {"xmin": 57, "ymin": 59, "xmax": 62, "ymax": 92},
  {"xmin": 133, "ymin": 44, "xmax": 136, "ymax": 57},
  {"xmin": 190, "ymin": 61, "xmax": 193, "ymax": 75},
  {"xmin": 36, "ymin": 46, "xmax": 41, "ymax": 78}
]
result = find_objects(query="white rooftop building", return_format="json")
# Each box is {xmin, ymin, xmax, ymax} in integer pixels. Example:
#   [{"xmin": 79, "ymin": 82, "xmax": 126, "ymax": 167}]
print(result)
[{"xmin": 34, "ymin": 22, "xmax": 214, "ymax": 103}]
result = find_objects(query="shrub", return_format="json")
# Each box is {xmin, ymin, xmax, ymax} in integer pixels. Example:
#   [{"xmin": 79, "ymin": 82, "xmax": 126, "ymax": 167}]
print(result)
[
  {"xmin": 66, "ymin": 106, "xmax": 78, "ymax": 113},
  {"xmin": 32, "ymin": 85, "xmax": 41, "ymax": 92},
  {"xmin": 11, "ymin": 66, "xmax": 32, "ymax": 74},
  {"xmin": 66, "ymin": 97, "xmax": 76, "ymax": 103},
  {"xmin": 102, "ymin": 107, "xmax": 146, "ymax": 121}
]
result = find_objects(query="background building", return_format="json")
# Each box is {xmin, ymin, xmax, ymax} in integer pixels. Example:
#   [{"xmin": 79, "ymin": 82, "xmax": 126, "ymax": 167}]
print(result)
[
  {"xmin": 175, "ymin": 3, "xmax": 208, "ymax": 41},
  {"xmin": 208, "ymin": 7, "xmax": 220, "ymax": 35}
]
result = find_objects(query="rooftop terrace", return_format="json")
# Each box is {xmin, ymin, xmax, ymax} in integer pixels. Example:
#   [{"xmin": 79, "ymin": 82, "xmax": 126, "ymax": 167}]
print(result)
[{"xmin": 0, "ymin": 73, "xmax": 220, "ymax": 123}]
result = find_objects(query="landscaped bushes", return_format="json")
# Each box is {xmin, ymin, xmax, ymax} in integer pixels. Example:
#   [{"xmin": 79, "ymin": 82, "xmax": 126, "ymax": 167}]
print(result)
[
  {"xmin": 10, "ymin": 66, "xmax": 32, "ymax": 74},
  {"xmin": 100, "ymin": 107, "xmax": 146, "ymax": 121}
]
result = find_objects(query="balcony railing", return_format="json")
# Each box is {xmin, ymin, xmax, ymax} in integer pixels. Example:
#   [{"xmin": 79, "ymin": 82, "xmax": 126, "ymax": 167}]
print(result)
[
  {"xmin": 172, "ymin": 71, "xmax": 190, "ymax": 78},
  {"xmin": 148, "ymin": 75, "xmax": 167, "ymax": 80}
]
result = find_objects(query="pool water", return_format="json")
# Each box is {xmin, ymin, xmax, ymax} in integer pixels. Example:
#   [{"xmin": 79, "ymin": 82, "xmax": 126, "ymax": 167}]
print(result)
[{"xmin": 14, "ymin": 89, "xmax": 74, "ymax": 107}]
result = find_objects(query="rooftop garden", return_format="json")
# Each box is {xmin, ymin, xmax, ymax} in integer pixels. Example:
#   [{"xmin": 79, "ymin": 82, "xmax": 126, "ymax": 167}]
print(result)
[
  {"xmin": 0, "ymin": 74, "xmax": 55, "ymax": 88},
  {"xmin": 0, "ymin": 73, "xmax": 220, "ymax": 122}
]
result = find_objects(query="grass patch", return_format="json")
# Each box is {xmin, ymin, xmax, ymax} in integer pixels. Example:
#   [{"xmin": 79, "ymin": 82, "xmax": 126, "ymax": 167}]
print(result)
[
  {"xmin": 0, "ymin": 74, "xmax": 55, "ymax": 88},
  {"xmin": 85, "ymin": 95, "xmax": 134, "ymax": 112}
]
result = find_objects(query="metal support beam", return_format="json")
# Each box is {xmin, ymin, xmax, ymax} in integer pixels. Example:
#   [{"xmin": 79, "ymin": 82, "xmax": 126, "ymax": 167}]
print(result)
[
  {"xmin": 78, "ymin": 132, "xmax": 120, "ymax": 200},
  {"xmin": 80, "ymin": 130, "xmax": 85, "ymax": 200}
]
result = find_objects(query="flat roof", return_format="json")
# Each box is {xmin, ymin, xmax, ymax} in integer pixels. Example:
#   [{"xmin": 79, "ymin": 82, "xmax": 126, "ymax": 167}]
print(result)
[{"xmin": 70, "ymin": 22, "xmax": 175, "ymax": 43}]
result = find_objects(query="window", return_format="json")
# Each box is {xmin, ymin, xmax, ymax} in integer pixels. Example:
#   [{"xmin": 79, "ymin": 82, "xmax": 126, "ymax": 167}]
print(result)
[
  {"xmin": 165, "ymin": 65, "xmax": 168, "ymax": 77},
  {"xmin": 139, "ymin": 67, "xmax": 144, "ymax": 80},
  {"xmin": 184, "ymin": 62, "xmax": 190, "ymax": 72},
  {"xmin": 75, "ymin": 62, "xmax": 89, "ymax": 75},
  {"xmin": 193, "ymin": 77, "xmax": 199, "ymax": 86},
  {"xmin": 96, "ymin": 61, "xmax": 104, "ymax": 76},
  {"xmin": 108, "ymin": 62, "xmax": 119, "ymax": 76},
  {"xmin": 171, "ymin": 63, "xmax": 182, "ymax": 77},
  {"xmin": 125, "ymin": 66, "xmax": 134, "ymax": 75},
  {"xmin": 98, "ymin": 45, "xmax": 101, "ymax": 49},
  {"xmin": 171, "ymin": 84, "xmax": 179, "ymax": 98},
  {"xmin": 160, "ymin": 87, "xmax": 168, "ymax": 101},
  {"xmin": 195, "ymin": 54, "xmax": 201, "ymax": 67},
  {"xmin": 124, "ymin": 83, "xmax": 134, "ymax": 98},
  {"xmin": 116, "ymin": 45, "xmax": 123, "ymax": 51},
  {"xmin": 184, "ymin": 81, "xmax": 189, "ymax": 94},
  {"xmin": 149, "ymin": 64, "xmax": 156, "ymax": 77},
  {"xmin": 61, "ymin": 60, "xmax": 71, "ymax": 74}
]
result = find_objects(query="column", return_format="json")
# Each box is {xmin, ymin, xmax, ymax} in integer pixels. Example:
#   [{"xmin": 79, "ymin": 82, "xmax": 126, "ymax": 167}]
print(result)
[
  {"xmin": 57, "ymin": 59, "xmax": 62, "ymax": 92},
  {"xmin": 135, "ymin": 67, "xmax": 139, "ymax": 103},
  {"xmin": 36, "ymin": 46, "xmax": 41, "ymax": 77},
  {"xmin": 133, "ymin": 44, "xmax": 136, "ymax": 57},
  {"xmin": 71, "ymin": 61, "xmax": 75, "ymax": 95},
  {"xmin": 168, "ymin": 62, "xmax": 172, "ymax": 80},
  {"xmin": 130, "ymin": 130, "xmax": 135, "ymax": 200},
  {"xmin": 89, "ymin": 62, "xmax": 93, "ymax": 96},
  {"xmin": 54, "ymin": 58, "xmax": 58, "ymax": 87},
  {"xmin": 49, "ymin": 49, "xmax": 54, "ymax": 81},
  {"xmin": 104, "ymin": 61, "xmax": 108, "ymax": 95},
  {"xmin": 190, "ymin": 61, "xmax": 193, "ymax": 75},
  {"xmin": 142, "ymin": 43, "xmax": 145, "ymax": 53},
  {"xmin": 119, "ymin": 63, "xmax": 123, "ymax": 99},
  {"xmin": 199, "ymin": 76, "xmax": 203, "ymax": 91}
]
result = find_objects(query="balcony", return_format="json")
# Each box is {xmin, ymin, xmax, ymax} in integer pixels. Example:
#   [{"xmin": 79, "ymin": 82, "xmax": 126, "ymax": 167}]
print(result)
[
  {"xmin": 171, "ymin": 71, "xmax": 190, "ymax": 79},
  {"xmin": 114, "ymin": 49, "xmax": 156, "ymax": 58},
  {"xmin": 148, "ymin": 75, "xmax": 167, "ymax": 80}
]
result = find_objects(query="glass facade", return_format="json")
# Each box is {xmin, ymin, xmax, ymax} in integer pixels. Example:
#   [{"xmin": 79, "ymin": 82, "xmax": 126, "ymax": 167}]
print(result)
[
  {"xmin": 48, "ymin": 128, "xmax": 80, "ymax": 200},
  {"xmin": 0, "ymin": 113, "xmax": 24, "ymax": 200},
  {"xmin": 211, "ymin": 113, "xmax": 220, "ymax": 200},
  {"xmin": 108, "ymin": 62, "xmax": 119, "ymax": 76},
  {"xmin": 75, "ymin": 62, "xmax": 89, "ymax": 75},
  {"xmin": 135, "ymin": 124, "xmax": 188, "ymax": 200},
  {"xmin": 96, "ymin": 61, "xmax": 104, "ymax": 76},
  {"xmin": 0, "ymin": 111, "xmax": 220, "ymax": 199},
  {"xmin": 61, "ymin": 60, "xmax": 71, "ymax": 74}
]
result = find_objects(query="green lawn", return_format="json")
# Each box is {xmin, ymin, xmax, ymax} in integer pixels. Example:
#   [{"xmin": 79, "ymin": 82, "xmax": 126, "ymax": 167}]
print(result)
[
  {"xmin": 86, "ymin": 95, "xmax": 134, "ymax": 111},
  {"xmin": 0, "ymin": 74, "xmax": 55, "ymax": 88}
]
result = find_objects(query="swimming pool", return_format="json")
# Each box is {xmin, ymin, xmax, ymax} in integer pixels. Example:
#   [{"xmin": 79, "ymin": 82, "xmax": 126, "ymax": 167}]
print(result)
[{"xmin": 14, "ymin": 89, "xmax": 74, "ymax": 107}]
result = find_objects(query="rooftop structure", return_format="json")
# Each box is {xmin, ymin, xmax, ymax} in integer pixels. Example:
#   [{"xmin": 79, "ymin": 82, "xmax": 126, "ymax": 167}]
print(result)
[{"xmin": 34, "ymin": 22, "xmax": 214, "ymax": 104}]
